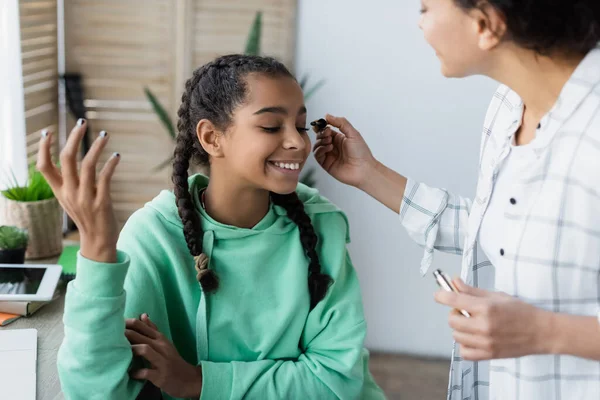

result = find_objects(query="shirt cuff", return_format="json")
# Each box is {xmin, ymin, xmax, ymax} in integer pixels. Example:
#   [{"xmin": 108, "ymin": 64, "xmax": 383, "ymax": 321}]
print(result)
[
  {"xmin": 72, "ymin": 250, "xmax": 130, "ymax": 297},
  {"xmin": 200, "ymin": 361, "xmax": 233, "ymax": 400}
]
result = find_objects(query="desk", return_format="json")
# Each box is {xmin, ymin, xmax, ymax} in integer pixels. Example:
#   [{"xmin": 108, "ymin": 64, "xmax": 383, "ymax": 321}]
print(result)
[{"xmin": 3, "ymin": 256, "xmax": 66, "ymax": 400}]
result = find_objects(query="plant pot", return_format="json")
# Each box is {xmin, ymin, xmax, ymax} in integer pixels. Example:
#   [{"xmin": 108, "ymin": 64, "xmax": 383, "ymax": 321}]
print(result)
[
  {"xmin": 0, "ymin": 197, "xmax": 63, "ymax": 259},
  {"xmin": 0, "ymin": 248, "xmax": 26, "ymax": 264}
]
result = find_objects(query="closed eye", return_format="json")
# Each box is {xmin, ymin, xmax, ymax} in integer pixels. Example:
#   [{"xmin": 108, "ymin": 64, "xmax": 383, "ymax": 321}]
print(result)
[
  {"xmin": 261, "ymin": 127, "xmax": 310, "ymax": 134},
  {"xmin": 261, "ymin": 126, "xmax": 281, "ymax": 133}
]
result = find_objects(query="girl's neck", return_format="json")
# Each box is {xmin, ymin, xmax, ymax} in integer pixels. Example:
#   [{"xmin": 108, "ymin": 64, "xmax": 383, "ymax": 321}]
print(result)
[{"xmin": 202, "ymin": 176, "xmax": 271, "ymax": 229}]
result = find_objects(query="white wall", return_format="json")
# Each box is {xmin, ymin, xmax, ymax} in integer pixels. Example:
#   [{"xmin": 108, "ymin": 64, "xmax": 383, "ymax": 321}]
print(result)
[
  {"xmin": 295, "ymin": 0, "xmax": 497, "ymax": 358},
  {"xmin": 0, "ymin": 0, "xmax": 28, "ymax": 189}
]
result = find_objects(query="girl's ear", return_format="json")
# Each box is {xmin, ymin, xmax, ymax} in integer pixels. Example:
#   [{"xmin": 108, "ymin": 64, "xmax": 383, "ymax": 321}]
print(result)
[{"xmin": 196, "ymin": 119, "xmax": 224, "ymax": 158}]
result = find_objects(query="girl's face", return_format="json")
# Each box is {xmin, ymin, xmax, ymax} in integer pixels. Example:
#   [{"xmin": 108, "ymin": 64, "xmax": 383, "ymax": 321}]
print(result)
[
  {"xmin": 419, "ymin": 0, "xmax": 503, "ymax": 78},
  {"xmin": 215, "ymin": 74, "xmax": 311, "ymax": 195}
]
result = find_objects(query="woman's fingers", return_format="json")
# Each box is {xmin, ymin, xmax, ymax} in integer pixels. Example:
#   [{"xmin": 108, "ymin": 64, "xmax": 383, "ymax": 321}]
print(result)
[
  {"xmin": 325, "ymin": 114, "xmax": 360, "ymax": 139},
  {"xmin": 59, "ymin": 119, "xmax": 87, "ymax": 188},
  {"xmin": 80, "ymin": 131, "xmax": 110, "ymax": 197},
  {"xmin": 313, "ymin": 136, "xmax": 333, "ymax": 152},
  {"xmin": 36, "ymin": 130, "xmax": 62, "ymax": 190},
  {"xmin": 314, "ymin": 145, "xmax": 334, "ymax": 163}
]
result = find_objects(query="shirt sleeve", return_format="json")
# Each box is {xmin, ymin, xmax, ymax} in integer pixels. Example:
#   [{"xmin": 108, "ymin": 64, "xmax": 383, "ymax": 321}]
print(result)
[{"xmin": 399, "ymin": 178, "xmax": 472, "ymax": 275}]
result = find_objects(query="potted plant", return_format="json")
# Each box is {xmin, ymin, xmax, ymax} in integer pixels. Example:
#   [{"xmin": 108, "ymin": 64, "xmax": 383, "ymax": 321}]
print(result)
[
  {"xmin": 0, "ymin": 225, "xmax": 29, "ymax": 264},
  {"xmin": 0, "ymin": 165, "xmax": 63, "ymax": 259}
]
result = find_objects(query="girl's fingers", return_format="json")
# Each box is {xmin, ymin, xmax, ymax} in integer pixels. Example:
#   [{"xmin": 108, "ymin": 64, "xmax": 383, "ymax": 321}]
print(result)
[
  {"xmin": 141, "ymin": 314, "xmax": 159, "ymax": 330},
  {"xmin": 60, "ymin": 119, "xmax": 87, "ymax": 188},
  {"xmin": 125, "ymin": 318, "xmax": 159, "ymax": 340},
  {"xmin": 131, "ymin": 344, "xmax": 162, "ymax": 366},
  {"xmin": 80, "ymin": 131, "xmax": 110, "ymax": 197},
  {"xmin": 130, "ymin": 367, "xmax": 160, "ymax": 383},
  {"xmin": 36, "ymin": 130, "xmax": 62, "ymax": 190},
  {"xmin": 97, "ymin": 152, "xmax": 120, "ymax": 200},
  {"xmin": 125, "ymin": 329, "xmax": 154, "ymax": 346}
]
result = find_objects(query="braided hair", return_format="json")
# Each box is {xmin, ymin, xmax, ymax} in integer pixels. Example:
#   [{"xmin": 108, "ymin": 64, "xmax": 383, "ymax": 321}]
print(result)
[{"xmin": 174, "ymin": 54, "xmax": 333, "ymax": 310}]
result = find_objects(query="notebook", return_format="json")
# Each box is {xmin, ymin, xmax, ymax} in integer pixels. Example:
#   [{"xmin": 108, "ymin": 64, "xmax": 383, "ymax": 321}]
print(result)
[{"xmin": 0, "ymin": 329, "xmax": 37, "ymax": 400}]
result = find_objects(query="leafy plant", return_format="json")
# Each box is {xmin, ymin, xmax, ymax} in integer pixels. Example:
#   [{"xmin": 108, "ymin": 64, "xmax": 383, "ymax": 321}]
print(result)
[
  {"xmin": 1, "ymin": 164, "xmax": 55, "ymax": 202},
  {"xmin": 146, "ymin": 11, "xmax": 325, "ymax": 187},
  {"xmin": 0, "ymin": 226, "xmax": 29, "ymax": 250},
  {"xmin": 244, "ymin": 12, "xmax": 262, "ymax": 56}
]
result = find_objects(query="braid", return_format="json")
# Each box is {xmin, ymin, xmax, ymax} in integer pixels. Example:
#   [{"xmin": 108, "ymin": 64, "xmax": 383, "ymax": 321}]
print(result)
[
  {"xmin": 173, "ymin": 66, "xmax": 218, "ymax": 293},
  {"xmin": 271, "ymin": 192, "xmax": 333, "ymax": 310}
]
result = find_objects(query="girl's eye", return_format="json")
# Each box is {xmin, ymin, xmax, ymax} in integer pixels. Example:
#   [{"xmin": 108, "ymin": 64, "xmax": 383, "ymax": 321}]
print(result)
[
  {"xmin": 261, "ymin": 127, "xmax": 310, "ymax": 134},
  {"xmin": 420, "ymin": 7, "xmax": 427, "ymax": 14},
  {"xmin": 261, "ymin": 127, "xmax": 281, "ymax": 133}
]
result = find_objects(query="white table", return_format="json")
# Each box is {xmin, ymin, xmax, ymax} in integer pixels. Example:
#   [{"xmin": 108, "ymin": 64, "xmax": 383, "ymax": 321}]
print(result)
[{"xmin": 3, "ymin": 253, "xmax": 66, "ymax": 400}]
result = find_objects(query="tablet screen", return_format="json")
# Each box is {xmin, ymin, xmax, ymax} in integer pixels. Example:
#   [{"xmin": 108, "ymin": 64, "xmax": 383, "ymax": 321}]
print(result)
[{"xmin": 0, "ymin": 267, "xmax": 46, "ymax": 295}]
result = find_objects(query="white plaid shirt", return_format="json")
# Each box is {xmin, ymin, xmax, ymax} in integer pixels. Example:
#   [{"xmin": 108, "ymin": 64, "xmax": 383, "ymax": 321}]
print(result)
[{"xmin": 399, "ymin": 46, "xmax": 600, "ymax": 400}]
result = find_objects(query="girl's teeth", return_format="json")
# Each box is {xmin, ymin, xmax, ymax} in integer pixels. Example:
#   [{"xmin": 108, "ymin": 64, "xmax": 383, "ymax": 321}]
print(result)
[{"xmin": 274, "ymin": 162, "xmax": 300, "ymax": 170}]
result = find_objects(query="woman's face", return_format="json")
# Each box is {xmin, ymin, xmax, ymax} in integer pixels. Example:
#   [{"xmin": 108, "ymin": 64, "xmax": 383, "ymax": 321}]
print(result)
[{"xmin": 419, "ymin": 0, "xmax": 502, "ymax": 78}]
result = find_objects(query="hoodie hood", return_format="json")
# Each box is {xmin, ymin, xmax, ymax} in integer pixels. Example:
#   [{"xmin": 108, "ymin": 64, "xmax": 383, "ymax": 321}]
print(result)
[{"xmin": 145, "ymin": 174, "xmax": 349, "ymax": 242}]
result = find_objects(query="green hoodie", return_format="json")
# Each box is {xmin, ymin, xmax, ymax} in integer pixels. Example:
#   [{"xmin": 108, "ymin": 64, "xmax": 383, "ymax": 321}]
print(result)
[{"xmin": 57, "ymin": 175, "xmax": 385, "ymax": 400}]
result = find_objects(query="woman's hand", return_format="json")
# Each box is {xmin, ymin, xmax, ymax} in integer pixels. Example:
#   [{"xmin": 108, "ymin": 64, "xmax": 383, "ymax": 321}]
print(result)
[
  {"xmin": 37, "ymin": 119, "xmax": 120, "ymax": 263},
  {"xmin": 126, "ymin": 314, "xmax": 203, "ymax": 398},
  {"xmin": 435, "ymin": 278, "xmax": 551, "ymax": 361},
  {"xmin": 312, "ymin": 114, "xmax": 378, "ymax": 189}
]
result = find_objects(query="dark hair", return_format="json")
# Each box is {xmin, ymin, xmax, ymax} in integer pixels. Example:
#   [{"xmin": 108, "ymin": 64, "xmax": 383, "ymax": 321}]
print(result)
[
  {"xmin": 455, "ymin": 0, "xmax": 600, "ymax": 55},
  {"xmin": 173, "ymin": 54, "xmax": 333, "ymax": 310}
]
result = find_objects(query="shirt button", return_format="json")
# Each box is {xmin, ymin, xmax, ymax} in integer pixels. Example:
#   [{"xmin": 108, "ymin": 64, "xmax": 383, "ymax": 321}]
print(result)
[
  {"xmin": 500, "ymin": 249, "xmax": 505, "ymax": 256},
  {"xmin": 510, "ymin": 198, "xmax": 517, "ymax": 205}
]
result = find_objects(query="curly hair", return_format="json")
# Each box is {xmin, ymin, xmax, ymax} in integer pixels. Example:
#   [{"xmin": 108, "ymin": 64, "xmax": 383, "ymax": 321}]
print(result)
[
  {"xmin": 173, "ymin": 54, "xmax": 333, "ymax": 310},
  {"xmin": 455, "ymin": 0, "xmax": 600, "ymax": 55}
]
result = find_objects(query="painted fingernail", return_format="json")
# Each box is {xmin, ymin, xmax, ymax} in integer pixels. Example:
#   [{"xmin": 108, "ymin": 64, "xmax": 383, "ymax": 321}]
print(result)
[
  {"xmin": 113, "ymin": 152, "xmax": 120, "ymax": 158},
  {"xmin": 41, "ymin": 129, "xmax": 48, "ymax": 138},
  {"xmin": 77, "ymin": 118, "xmax": 85, "ymax": 126},
  {"xmin": 99, "ymin": 130, "xmax": 107, "ymax": 138}
]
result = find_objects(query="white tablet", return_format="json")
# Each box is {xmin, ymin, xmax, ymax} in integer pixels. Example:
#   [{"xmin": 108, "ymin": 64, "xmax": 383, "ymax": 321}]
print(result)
[{"xmin": 0, "ymin": 264, "xmax": 62, "ymax": 301}]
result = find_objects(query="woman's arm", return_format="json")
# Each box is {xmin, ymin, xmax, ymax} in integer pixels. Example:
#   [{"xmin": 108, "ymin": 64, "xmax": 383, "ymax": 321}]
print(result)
[
  {"xmin": 314, "ymin": 115, "xmax": 473, "ymax": 272},
  {"xmin": 435, "ymin": 279, "xmax": 600, "ymax": 361}
]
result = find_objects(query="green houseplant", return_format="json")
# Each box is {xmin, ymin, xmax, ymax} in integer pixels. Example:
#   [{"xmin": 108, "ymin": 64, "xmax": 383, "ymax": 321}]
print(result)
[
  {"xmin": 146, "ymin": 11, "xmax": 323, "ymax": 187},
  {"xmin": 0, "ymin": 165, "xmax": 63, "ymax": 259},
  {"xmin": 0, "ymin": 225, "xmax": 29, "ymax": 264}
]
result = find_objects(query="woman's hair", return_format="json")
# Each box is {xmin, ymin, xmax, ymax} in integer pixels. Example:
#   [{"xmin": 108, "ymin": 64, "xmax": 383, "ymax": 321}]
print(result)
[
  {"xmin": 173, "ymin": 54, "xmax": 333, "ymax": 310},
  {"xmin": 455, "ymin": 0, "xmax": 600, "ymax": 56}
]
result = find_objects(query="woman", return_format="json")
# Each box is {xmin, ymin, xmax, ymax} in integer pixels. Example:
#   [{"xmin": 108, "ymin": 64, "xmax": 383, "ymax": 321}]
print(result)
[{"xmin": 313, "ymin": 0, "xmax": 600, "ymax": 399}]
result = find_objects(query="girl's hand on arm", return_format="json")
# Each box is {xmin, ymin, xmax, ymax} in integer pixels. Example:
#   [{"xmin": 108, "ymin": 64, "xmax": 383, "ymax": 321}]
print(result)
[
  {"xmin": 126, "ymin": 315, "xmax": 203, "ymax": 398},
  {"xmin": 37, "ymin": 120, "xmax": 120, "ymax": 263}
]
